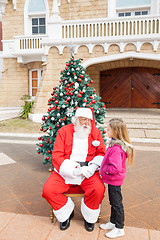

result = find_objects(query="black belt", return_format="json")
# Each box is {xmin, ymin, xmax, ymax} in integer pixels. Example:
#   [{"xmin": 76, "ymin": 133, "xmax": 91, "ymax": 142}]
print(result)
[{"xmin": 76, "ymin": 162, "xmax": 89, "ymax": 167}]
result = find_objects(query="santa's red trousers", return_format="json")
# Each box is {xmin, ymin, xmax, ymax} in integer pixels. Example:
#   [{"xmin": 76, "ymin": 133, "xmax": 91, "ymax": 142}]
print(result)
[{"xmin": 42, "ymin": 171, "xmax": 105, "ymax": 210}]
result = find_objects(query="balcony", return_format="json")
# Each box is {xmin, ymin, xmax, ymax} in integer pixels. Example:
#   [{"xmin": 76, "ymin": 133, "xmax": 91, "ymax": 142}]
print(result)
[
  {"xmin": 2, "ymin": 35, "xmax": 48, "ymax": 63},
  {"xmin": 43, "ymin": 15, "xmax": 160, "ymax": 54},
  {"xmin": 2, "ymin": 15, "xmax": 160, "ymax": 62}
]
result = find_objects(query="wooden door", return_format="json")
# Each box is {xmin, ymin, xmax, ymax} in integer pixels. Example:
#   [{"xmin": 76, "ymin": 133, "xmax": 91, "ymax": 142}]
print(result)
[
  {"xmin": 100, "ymin": 68, "xmax": 132, "ymax": 108},
  {"xmin": 100, "ymin": 67, "xmax": 160, "ymax": 108},
  {"xmin": 131, "ymin": 68, "xmax": 160, "ymax": 108}
]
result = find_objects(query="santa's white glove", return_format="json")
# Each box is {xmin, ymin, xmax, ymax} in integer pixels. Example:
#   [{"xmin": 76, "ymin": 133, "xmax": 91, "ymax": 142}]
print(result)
[
  {"xmin": 73, "ymin": 166, "xmax": 82, "ymax": 176},
  {"xmin": 81, "ymin": 164, "xmax": 98, "ymax": 179}
]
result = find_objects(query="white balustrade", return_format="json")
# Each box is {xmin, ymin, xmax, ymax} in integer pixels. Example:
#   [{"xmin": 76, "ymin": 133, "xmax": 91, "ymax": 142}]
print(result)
[{"xmin": 61, "ymin": 16, "xmax": 160, "ymax": 39}]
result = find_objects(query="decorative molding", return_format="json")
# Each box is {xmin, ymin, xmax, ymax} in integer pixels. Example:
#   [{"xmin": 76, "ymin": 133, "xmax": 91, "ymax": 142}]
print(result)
[{"xmin": 82, "ymin": 52, "xmax": 160, "ymax": 69}]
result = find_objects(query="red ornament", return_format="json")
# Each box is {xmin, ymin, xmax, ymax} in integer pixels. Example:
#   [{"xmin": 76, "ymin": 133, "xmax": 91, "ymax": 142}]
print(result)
[
  {"xmin": 90, "ymin": 80, "xmax": 93, "ymax": 83},
  {"xmin": 48, "ymin": 150, "xmax": 51, "ymax": 153},
  {"xmin": 80, "ymin": 91, "xmax": 83, "ymax": 94},
  {"xmin": 47, "ymin": 116, "xmax": 50, "ymax": 119},
  {"xmin": 71, "ymin": 58, "xmax": 74, "ymax": 61},
  {"xmin": 48, "ymin": 108, "xmax": 51, "ymax": 112},
  {"xmin": 78, "ymin": 78, "xmax": 82, "ymax": 82},
  {"xmin": 40, "ymin": 127, "xmax": 43, "ymax": 131},
  {"xmin": 57, "ymin": 106, "xmax": 60, "ymax": 110},
  {"xmin": 84, "ymin": 99, "xmax": 87, "ymax": 103},
  {"xmin": 52, "ymin": 107, "xmax": 55, "ymax": 110},
  {"xmin": 92, "ymin": 100, "xmax": 95, "ymax": 104},
  {"xmin": 51, "ymin": 93, "xmax": 53, "ymax": 96},
  {"xmin": 46, "ymin": 156, "xmax": 50, "ymax": 160},
  {"xmin": 93, "ymin": 89, "xmax": 96, "ymax": 92},
  {"xmin": 53, "ymin": 87, "xmax": 56, "ymax": 90},
  {"xmin": 50, "ymin": 126, "xmax": 52, "ymax": 130},
  {"xmin": 103, "ymin": 130, "xmax": 106, "ymax": 134},
  {"xmin": 66, "ymin": 97, "xmax": 70, "ymax": 101},
  {"xmin": 71, "ymin": 62, "xmax": 73, "ymax": 65},
  {"xmin": 103, "ymin": 105, "xmax": 106, "ymax": 108},
  {"xmin": 66, "ymin": 63, "xmax": 69, "ymax": 66},
  {"xmin": 71, "ymin": 82, "xmax": 74, "ymax": 85},
  {"xmin": 38, "ymin": 152, "xmax": 40, "ymax": 154},
  {"xmin": 50, "ymin": 141, "xmax": 52, "ymax": 144},
  {"xmin": 73, "ymin": 73, "xmax": 76, "ymax": 76},
  {"xmin": 40, "ymin": 143, "xmax": 43, "ymax": 147},
  {"xmin": 81, "ymin": 58, "xmax": 83, "ymax": 61},
  {"xmin": 42, "ymin": 117, "xmax": 45, "ymax": 120},
  {"xmin": 86, "ymin": 83, "xmax": 89, "ymax": 87},
  {"xmin": 55, "ymin": 100, "xmax": 59, "ymax": 104},
  {"xmin": 43, "ymin": 129, "xmax": 47, "ymax": 132},
  {"xmin": 54, "ymin": 94, "xmax": 58, "ymax": 97},
  {"xmin": 70, "ymin": 92, "xmax": 73, "ymax": 96},
  {"xmin": 65, "ymin": 101, "xmax": 67, "ymax": 104},
  {"xmin": 80, "ymin": 75, "xmax": 84, "ymax": 78},
  {"xmin": 57, "ymin": 124, "xmax": 60, "ymax": 128},
  {"xmin": 38, "ymin": 137, "xmax": 41, "ymax": 140},
  {"xmin": 61, "ymin": 70, "xmax": 63, "ymax": 74},
  {"xmin": 65, "ymin": 67, "xmax": 68, "ymax": 70},
  {"xmin": 78, "ymin": 94, "xmax": 82, "ymax": 98},
  {"xmin": 67, "ymin": 84, "xmax": 70, "ymax": 88},
  {"xmin": 90, "ymin": 96, "xmax": 93, "ymax": 99}
]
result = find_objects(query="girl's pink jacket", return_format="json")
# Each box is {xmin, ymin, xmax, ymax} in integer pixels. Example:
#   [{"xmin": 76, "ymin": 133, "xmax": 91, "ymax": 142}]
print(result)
[{"xmin": 99, "ymin": 140, "xmax": 128, "ymax": 186}]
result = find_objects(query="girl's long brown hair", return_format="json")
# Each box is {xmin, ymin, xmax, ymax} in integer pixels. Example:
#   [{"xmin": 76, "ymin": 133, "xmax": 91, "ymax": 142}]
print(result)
[{"xmin": 108, "ymin": 118, "xmax": 134, "ymax": 165}]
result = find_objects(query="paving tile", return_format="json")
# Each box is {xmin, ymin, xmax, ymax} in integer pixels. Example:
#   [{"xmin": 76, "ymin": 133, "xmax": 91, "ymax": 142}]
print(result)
[
  {"xmin": 47, "ymin": 219, "xmax": 99, "ymax": 240},
  {"xmin": 18, "ymin": 192, "xmax": 49, "ymax": 216},
  {"xmin": 100, "ymin": 226, "xmax": 149, "ymax": 239},
  {"xmin": 150, "ymin": 229, "xmax": 160, "ymax": 240},
  {"xmin": 0, "ymin": 214, "xmax": 54, "ymax": 240},
  {"xmin": 129, "ymin": 178, "xmax": 160, "ymax": 200},
  {"xmin": 127, "ymin": 198, "xmax": 160, "ymax": 231},
  {"xmin": 0, "ymin": 186, "xmax": 15, "ymax": 203},
  {"xmin": 0, "ymin": 212, "xmax": 16, "ymax": 232},
  {"xmin": 0, "ymin": 198, "xmax": 28, "ymax": 214},
  {"xmin": 0, "ymin": 152, "xmax": 16, "ymax": 166}
]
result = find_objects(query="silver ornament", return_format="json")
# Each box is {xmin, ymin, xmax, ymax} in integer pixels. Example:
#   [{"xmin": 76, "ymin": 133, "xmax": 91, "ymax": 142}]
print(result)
[
  {"xmin": 60, "ymin": 93, "xmax": 63, "ymax": 96},
  {"xmin": 67, "ymin": 72, "xmax": 70, "ymax": 75},
  {"xmin": 62, "ymin": 105, "xmax": 66, "ymax": 108},
  {"xmin": 57, "ymin": 113, "xmax": 60, "ymax": 117},
  {"xmin": 74, "ymin": 76, "xmax": 77, "ymax": 79},
  {"xmin": 51, "ymin": 117, "xmax": 55, "ymax": 121}
]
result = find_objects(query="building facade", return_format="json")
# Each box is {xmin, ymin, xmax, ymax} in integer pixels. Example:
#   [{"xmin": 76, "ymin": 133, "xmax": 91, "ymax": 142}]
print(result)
[{"xmin": 0, "ymin": 0, "xmax": 160, "ymax": 121}]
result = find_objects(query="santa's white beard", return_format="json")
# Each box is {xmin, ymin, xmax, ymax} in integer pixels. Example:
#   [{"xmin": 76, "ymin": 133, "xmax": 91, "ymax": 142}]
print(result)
[{"xmin": 74, "ymin": 121, "xmax": 91, "ymax": 139}]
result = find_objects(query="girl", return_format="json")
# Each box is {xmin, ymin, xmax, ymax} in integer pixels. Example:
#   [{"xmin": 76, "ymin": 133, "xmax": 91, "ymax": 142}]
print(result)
[{"xmin": 99, "ymin": 118, "xmax": 134, "ymax": 238}]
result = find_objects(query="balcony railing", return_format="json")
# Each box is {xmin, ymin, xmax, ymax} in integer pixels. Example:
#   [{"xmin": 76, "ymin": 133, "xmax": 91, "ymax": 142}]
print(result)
[
  {"xmin": 19, "ymin": 37, "xmax": 43, "ymax": 50},
  {"xmin": 61, "ymin": 16, "xmax": 160, "ymax": 40}
]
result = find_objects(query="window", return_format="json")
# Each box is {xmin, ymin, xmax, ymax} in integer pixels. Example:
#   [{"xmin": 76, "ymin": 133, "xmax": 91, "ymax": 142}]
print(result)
[
  {"xmin": 29, "ymin": 69, "xmax": 43, "ymax": 98},
  {"xmin": 118, "ymin": 12, "xmax": 131, "ymax": 17},
  {"xmin": 32, "ymin": 18, "xmax": 46, "ymax": 35},
  {"xmin": 135, "ymin": 10, "xmax": 148, "ymax": 15}
]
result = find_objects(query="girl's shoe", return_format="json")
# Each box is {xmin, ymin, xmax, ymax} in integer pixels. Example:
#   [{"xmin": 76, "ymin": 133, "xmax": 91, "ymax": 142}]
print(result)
[
  {"xmin": 99, "ymin": 222, "xmax": 115, "ymax": 230},
  {"xmin": 105, "ymin": 227, "xmax": 125, "ymax": 238}
]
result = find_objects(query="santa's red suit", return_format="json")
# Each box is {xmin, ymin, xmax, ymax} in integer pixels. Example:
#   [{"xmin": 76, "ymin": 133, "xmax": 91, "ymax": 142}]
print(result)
[{"xmin": 42, "ymin": 111, "xmax": 106, "ymax": 224}]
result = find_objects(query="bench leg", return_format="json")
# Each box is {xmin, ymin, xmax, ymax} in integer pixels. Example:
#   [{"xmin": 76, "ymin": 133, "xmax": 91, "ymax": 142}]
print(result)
[{"xmin": 50, "ymin": 205, "xmax": 54, "ymax": 223}]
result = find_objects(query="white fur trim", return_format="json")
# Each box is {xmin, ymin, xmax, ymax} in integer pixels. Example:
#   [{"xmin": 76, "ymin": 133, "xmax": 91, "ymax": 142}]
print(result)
[
  {"xmin": 89, "ymin": 155, "xmax": 104, "ymax": 167},
  {"xmin": 59, "ymin": 159, "xmax": 79, "ymax": 178},
  {"xmin": 75, "ymin": 107, "xmax": 93, "ymax": 120},
  {"xmin": 92, "ymin": 140, "xmax": 100, "ymax": 147},
  {"xmin": 53, "ymin": 197, "xmax": 75, "ymax": 222},
  {"xmin": 81, "ymin": 197, "xmax": 100, "ymax": 223}
]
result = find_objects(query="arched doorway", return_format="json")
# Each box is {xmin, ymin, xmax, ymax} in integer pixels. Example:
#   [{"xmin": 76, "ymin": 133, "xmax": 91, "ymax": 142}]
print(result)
[{"xmin": 100, "ymin": 67, "xmax": 160, "ymax": 108}]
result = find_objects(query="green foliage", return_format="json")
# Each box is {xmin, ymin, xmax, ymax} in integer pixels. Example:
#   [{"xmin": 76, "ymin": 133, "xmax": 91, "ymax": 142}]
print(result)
[
  {"xmin": 19, "ymin": 95, "xmax": 34, "ymax": 119},
  {"xmin": 37, "ymin": 56, "xmax": 106, "ymax": 166}
]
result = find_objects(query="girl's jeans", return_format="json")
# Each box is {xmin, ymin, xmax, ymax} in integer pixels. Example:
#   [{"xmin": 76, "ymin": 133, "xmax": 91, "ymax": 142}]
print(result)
[{"xmin": 108, "ymin": 184, "xmax": 124, "ymax": 229}]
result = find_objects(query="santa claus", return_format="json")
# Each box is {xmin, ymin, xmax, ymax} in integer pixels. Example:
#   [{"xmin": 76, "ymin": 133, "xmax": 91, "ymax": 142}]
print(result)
[{"xmin": 42, "ymin": 107, "xmax": 106, "ymax": 231}]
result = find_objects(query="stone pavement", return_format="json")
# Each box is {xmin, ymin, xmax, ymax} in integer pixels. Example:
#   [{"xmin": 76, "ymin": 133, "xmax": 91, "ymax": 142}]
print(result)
[
  {"xmin": 0, "ymin": 136, "xmax": 160, "ymax": 240},
  {"xmin": 0, "ymin": 108, "xmax": 160, "ymax": 239}
]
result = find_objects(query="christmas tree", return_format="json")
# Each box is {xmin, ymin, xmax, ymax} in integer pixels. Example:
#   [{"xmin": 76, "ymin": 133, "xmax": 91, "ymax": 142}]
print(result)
[{"xmin": 37, "ymin": 55, "xmax": 106, "ymax": 166}]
